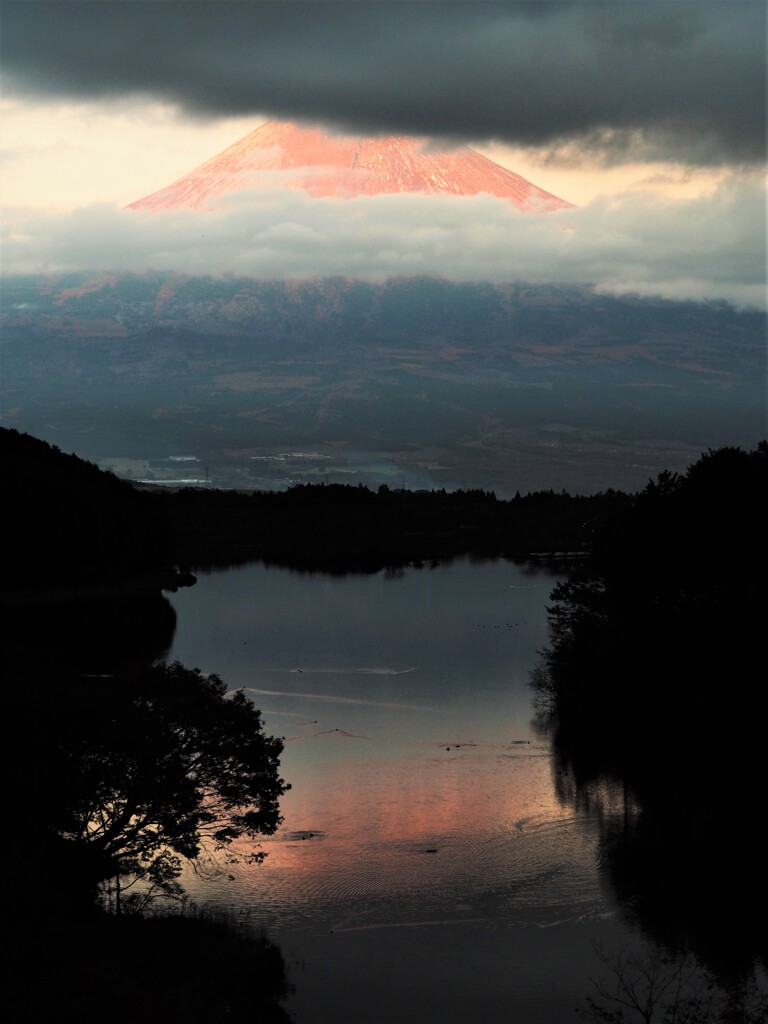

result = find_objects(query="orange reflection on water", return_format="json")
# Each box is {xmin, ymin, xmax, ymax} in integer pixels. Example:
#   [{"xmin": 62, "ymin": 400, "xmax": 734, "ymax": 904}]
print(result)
[{"xmin": 238, "ymin": 740, "xmax": 579, "ymax": 894}]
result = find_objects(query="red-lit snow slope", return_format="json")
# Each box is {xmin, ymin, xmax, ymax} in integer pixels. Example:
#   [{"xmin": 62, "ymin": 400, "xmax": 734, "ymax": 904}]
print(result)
[{"xmin": 127, "ymin": 120, "xmax": 572, "ymax": 212}]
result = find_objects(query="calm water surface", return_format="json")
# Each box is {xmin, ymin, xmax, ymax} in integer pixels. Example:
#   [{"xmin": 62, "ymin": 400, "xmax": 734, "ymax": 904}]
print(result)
[{"xmin": 166, "ymin": 558, "xmax": 640, "ymax": 1023}]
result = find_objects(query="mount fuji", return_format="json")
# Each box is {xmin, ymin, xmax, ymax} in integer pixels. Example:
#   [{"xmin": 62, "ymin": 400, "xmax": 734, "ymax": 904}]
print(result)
[{"xmin": 127, "ymin": 120, "xmax": 573, "ymax": 212}]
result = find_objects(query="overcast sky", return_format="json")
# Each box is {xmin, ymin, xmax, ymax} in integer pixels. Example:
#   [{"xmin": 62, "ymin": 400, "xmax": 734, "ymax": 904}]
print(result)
[{"xmin": 2, "ymin": 1, "xmax": 766, "ymax": 308}]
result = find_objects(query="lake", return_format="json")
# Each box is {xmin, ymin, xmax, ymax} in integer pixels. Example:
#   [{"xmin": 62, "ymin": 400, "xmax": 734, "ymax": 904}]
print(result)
[{"xmin": 163, "ymin": 558, "xmax": 654, "ymax": 1022}]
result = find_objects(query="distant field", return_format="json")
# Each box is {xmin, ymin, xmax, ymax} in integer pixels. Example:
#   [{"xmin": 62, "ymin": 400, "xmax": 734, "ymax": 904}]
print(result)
[
  {"xmin": 98, "ymin": 457, "xmax": 152, "ymax": 478},
  {"xmin": 96, "ymin": 451, "xmax": 424, "ymax": 492}
]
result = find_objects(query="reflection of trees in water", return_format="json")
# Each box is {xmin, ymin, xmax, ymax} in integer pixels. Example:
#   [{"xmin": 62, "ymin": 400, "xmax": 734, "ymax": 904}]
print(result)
[
  {"xmin": 547, "ymin": 727, "xmax": 766, "ymax": 982},
  {"xmin": 581, "ymin": 944, "xmax": 767, "ymax": 1024}
]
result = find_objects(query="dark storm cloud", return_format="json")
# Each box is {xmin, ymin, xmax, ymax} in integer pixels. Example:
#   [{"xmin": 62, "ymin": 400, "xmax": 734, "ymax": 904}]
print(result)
[{"xmin": 3, "ymin": 1, "xmax": 765, "ymax": 166}]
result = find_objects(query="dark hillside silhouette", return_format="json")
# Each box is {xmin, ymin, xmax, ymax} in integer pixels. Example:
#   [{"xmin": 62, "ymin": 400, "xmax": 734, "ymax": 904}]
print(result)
[
  {"xmin": 2, "ymin": 427, "xmax": 171, "ymax": 587},
  {"xmin": 2, "ymin": 428, "xmax": 186, "ymax": 670},
  {"xmin": 2, "ymin": 431, "xmax": 294, "ymax": 1024}
]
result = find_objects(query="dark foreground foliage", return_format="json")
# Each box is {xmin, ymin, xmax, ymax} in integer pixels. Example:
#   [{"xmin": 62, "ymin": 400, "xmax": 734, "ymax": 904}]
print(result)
[
  {"xmin": 10, "ymin": 906, "xmax": 293, "ymax": 1024},
  {"xmin": 8, "ymin": 661, "xmax": 293, "ymax": 1024}
]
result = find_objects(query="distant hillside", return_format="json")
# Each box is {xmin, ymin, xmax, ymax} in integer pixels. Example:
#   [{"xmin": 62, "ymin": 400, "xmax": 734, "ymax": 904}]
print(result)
[{"xmin": 2, "ymin": 275, "xmax": 764, "ymax": 494}]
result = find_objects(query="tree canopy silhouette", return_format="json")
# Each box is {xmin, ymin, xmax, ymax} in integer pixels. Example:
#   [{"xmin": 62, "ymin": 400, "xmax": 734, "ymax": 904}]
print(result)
[
  {"xmin": 534, "ymin": 442, "xmax": 767, "ymax": 793},
  {"xmin": 26, "ymin": 662, "xmax": 289, "ymax": 910}
]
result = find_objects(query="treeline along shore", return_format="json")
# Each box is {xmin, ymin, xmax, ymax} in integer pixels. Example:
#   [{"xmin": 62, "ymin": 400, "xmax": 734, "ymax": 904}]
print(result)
[
  {"xmin": 2, "ymin": 424, "xmax": 635, "ymax": 584},
  {"xmin": 150, "ymin": 480, "xmax": 629, "ymax": 573}
]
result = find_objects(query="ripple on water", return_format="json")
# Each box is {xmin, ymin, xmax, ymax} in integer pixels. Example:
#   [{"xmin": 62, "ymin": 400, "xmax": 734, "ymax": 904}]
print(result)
[{"xmin": 184, "ymin": 805, "xmax": 606, "ymax": 937}]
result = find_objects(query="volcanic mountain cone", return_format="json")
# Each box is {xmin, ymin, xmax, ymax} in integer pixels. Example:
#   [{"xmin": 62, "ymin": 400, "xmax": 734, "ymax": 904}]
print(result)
[{"xmin": 127, "ymin": 120, "xmax": 572, "ymax": 212}]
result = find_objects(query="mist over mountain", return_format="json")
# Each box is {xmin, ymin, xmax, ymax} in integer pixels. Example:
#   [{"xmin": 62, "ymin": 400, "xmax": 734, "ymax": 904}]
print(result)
[{"xmin": 2, "ymin": 272, "xmax": 763, "ymax": 496}]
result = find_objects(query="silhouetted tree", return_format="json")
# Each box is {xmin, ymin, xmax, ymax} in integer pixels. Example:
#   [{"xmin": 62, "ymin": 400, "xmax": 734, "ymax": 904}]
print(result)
[{"xmin": 26, "ymin": 662, "xmax": 289, "ymax": 911}]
